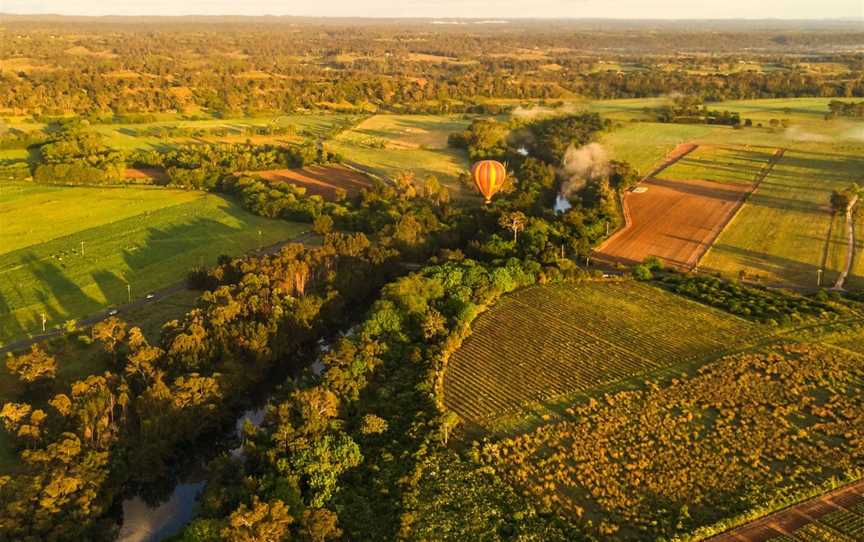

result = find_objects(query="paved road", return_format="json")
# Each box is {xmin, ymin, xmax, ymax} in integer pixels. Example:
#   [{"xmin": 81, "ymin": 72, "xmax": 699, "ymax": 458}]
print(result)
[
  {"xmin": 704, "ymin": 478, "xmax": 864, "ymax": 542},
  {"xmin": 0, "ymin": 231, "xmax": 312, "ymax": 356}
]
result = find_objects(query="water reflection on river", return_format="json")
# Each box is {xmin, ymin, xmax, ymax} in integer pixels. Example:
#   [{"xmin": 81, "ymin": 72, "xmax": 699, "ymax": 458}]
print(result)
[
  {"xmin": 117, "ymin": 482, "xmax": 205, "ymax": 542},
  {"xmin": 116, "ymin": 330, "xmax": 342, "ymax": 541},
  {"xmin": 554, "ymin": 194, "xmax": 572, "ymax": 213}
]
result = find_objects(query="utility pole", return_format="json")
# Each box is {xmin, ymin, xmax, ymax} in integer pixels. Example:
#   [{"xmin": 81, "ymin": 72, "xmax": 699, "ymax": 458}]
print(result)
[
  {"xmin": 817, "ymin": 268, "xmax": 823, "ymax": 287},
  {"xmin": 127, "ymin": 283, "xmax": 131, "ymax": 304},
  {"xmin": 41, "ymin": 313, "xmax": 47, "ymax": 333},
  {"xmin": 80, "ymin": 240, "xmax": 85, "ymax": 257}
]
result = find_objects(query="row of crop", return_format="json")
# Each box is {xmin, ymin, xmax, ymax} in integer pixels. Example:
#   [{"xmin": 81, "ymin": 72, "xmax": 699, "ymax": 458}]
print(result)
[
  {"xmin": 515, "ymin": 283, "xmax": 757, "ymax": 359},
  {"xmin": 474, "ymin": 343, "xmax": 864, "ymax": 541},
  {"xmin": 444, "ymin": 294, "xmax": 664, "ymax": 421},
  {"xmin": 444, "ymin": 280, "xmax": 771, "ymax": 424},
  {"xmin": 817, "ymin": 508, "xmax": 864, "ymax": 539}
]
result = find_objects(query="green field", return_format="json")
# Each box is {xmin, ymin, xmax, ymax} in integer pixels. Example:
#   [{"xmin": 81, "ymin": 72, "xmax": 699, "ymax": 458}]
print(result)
[
  {"xmin": 443, "ymin": 281, "xmax": 762, "ymax": 428},
  {"xmin": 3, "ymin": 113, "xmax": 358, "ymax": 152},
  {"xmin": 326, "ymin": 114, "xmax": 472, "ymax": 192},
  {"xmin": 594, "ymin": 98, "xmax": 864, "ymax": 176},
  {"xmin": 701, "ymin": 147, "xmax": 864, "ymax": 288},
  {"xmin": 599, "ymin": 122, "xmax": 715, "ymax": 174},
  {"xmin": 93, "ymin": 114, "xmax": 357, "ymax": 150},
  {"xmin": 660, "ymin": 144, "xmax": 777, "ymax": 185},
  {"xmin": 0, "ymin": 183, "xmax": 307, "ymax": 344}
]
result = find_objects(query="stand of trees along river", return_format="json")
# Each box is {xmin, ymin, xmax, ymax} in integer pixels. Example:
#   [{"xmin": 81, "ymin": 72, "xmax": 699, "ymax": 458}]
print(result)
[
  {"xmin": 0, "ymin": 111, "xmax": 634, "ymax": 539},
  {"xmin": 2, "ymin": 17, "xmax": 863, "ymax": 542}
]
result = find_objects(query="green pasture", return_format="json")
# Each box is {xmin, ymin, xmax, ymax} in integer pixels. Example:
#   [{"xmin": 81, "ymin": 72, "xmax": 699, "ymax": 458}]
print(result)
[
  {"xmin": 701, "ymin": 146, "xmax": 864, "ymax": 287},
  {"xmin": 0, "ymin": 183, "xmax": 307, "ymax": 344},
  {"xmin": 3, "ymin": 113, "xmax": 357, "ymax": 152},
  {"xmin": 344, "ymin": 114, "xmax": 470, "ymax": 150},
  {"xmin": 327, "ymin": 114, "xmax": 471, "ymax": 192},
  {"xmin": 660, "ymin": 145, "xmax": 777, "ymax": 185},
  {"xmin": 600, "ymin": 122, "xmax": 715, "ymax": 174},
  {"xmin": 89, "ymin": 114, "xmax": 357, "ymax": 151}
]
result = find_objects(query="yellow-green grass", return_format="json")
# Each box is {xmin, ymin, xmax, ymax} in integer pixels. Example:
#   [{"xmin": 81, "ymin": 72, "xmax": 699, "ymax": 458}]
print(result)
[
  {"xmin": 443, "ymin": 280, "xmax": 761, "ymax": 429},
  {"xmin": 0, "ymin": 149, "xmax": 28, "ymax": 162},
  {"xmin": 701, "ymin": 147, "xmax": 864, "ymax": 287},
  {"xmin": 0, "ymin": 183, "xmax": 307, "ymax": 344},
  {"xmin": 90, "ymin": 114, "xmax": 356, "ymax": 151},
  {"xmin": 660, "ymin": 145, "xmax": 777, "ymax": 185},
  {"xmin": 344, "ymin": 114, "xmax": 471, "ymax": 150},
  {"xmin": 712, "ymin": 97, "xmax": 862, "ymax": 123},
  {"xmin": 3, "ymin": 114, "xmax": 357, "ymax": 152},
  {"xmin": 600, "ymin": 122, "xmax": 715, "ymax": 174},
  {"xmin": 585, "ymin": 97, "xmax": 669, "ymax": 120},
  {"xmin": 1, "ymin": 183, "xmax": 202, "ymax": 254},
  {"xmin": 328, "ymin": 114, "xmax": 471, "ymax": 192}
]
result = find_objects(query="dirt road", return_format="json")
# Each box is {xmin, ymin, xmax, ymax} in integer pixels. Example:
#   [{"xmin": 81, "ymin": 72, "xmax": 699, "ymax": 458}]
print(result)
[
  {"xmin": 833, "ymin": 194, "xmax": 859, "ymax": 290},
  {"xmin": 703, "ymin": 478, "xmax": 864, "ymax": 542}
]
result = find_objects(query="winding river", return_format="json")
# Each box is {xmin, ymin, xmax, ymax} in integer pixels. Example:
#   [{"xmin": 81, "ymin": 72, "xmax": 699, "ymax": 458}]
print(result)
[{"xmin": 116, "ymin": 337, "xmax": 334, "ymax": 541}]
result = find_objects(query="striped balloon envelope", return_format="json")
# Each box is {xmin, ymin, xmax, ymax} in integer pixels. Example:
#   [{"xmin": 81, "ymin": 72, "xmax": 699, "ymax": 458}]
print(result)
[{"xmin": 471, "ymin": 160, "xmax": 506, "ymax": 204}]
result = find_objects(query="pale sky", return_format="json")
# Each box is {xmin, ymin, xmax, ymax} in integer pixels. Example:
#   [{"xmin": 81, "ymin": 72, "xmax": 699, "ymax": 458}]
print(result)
[{"xmin": 2, "ymin": 0, "xmax": 862, "ymax": 19}]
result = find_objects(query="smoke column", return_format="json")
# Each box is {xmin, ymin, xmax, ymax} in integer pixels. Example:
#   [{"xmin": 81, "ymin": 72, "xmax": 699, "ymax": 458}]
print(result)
[{"xmin": 559, "ymin": 143, "xmax": 610, "ymax": 198}]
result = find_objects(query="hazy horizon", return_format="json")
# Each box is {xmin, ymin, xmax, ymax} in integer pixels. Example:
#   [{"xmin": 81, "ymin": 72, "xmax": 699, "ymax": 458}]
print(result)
[{"xmin": 2, "ymin": 0, "xmax": 862, "ymax": 19}]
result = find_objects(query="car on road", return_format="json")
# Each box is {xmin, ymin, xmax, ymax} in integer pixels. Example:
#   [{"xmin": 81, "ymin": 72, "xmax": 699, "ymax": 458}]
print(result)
[
  {"xmin": 107, "ymin": 309, "xmax": 119, "ymax": 316},
  {"xmin": 145, "ymin": 293, "xmax": 156, "ymax": 300}
]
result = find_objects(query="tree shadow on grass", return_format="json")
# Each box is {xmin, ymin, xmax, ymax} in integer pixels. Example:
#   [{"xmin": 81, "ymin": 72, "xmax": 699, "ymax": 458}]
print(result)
[
  {"xmin": 0, "ymin": 292, "xmax": 25, "ymax": 342},
  {"xmin": 92, "ymin": 269, "xmax": 131, "ymax": 308},
  {"xmin": 120, "ymin": 213, "xmax": 259, "ymax": 282},
  {"xmin": 704, "ymin": 243, "xmax": 827, "ymax": 286},
  {"xmin": 18, "ymin": 253, "xmax": 102, "ymax": 332}
]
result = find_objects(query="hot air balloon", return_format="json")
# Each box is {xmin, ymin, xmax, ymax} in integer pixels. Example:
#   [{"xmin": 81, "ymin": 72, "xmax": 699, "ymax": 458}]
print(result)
[{"xmin": 471, "ymin": 160, "xmax": 506, "ymax": 204}]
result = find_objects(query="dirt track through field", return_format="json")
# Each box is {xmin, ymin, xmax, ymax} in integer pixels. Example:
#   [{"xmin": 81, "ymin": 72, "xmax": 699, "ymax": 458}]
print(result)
[
  {"xmin": 124, "ymin": 167, "xmax": 169, "ymax": 183},
  {"xmin": 833, "ymin": 194, "xmax": 859, "ymax": 290},
  {"xmin": 703, "ymin": 478, "xmax": 864, "ymax": 542}
]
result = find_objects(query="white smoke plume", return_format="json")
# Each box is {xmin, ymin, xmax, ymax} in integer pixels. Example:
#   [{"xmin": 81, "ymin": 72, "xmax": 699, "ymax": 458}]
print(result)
[
  {"xmin": 784, "ymin": 126, "xmax": 832, "ymax": 143},
  {"xmin": 846, "ymin": 126, "xmax": 864, "ymax": 142},
  {"xmin": 559, "ymin": 143, "xmax": 610, "ymax": 198},
  {"xmin": 511, "ymin": 102, "xmax": 584, "ymax": 120}
]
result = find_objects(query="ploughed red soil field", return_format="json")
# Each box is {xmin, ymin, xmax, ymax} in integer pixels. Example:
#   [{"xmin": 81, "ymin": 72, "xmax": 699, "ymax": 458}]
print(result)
[
  {"xmin": 124, "ymin": 167, "xmax": 168, "ymax": 183},
  {"xmin": 594, "ymin": 176, "xmax": 753, "ymax": 270},
  {"xmin": 253, "ymin": 165, "xmax": 373, "ymax": 199}
]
